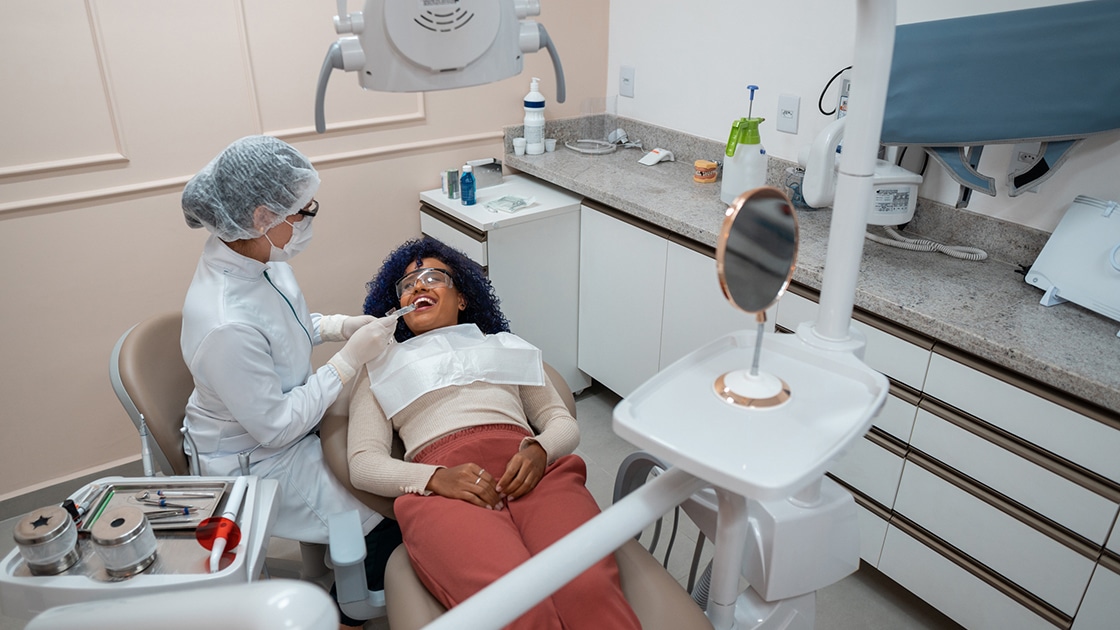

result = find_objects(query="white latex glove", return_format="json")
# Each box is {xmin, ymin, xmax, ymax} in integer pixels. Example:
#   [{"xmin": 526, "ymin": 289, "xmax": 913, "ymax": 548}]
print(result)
[
  {"xmin": 328, "ymin": 317, "xmax": 396, "ymax": 384},
  {"xmin": 342, "ymin": 315, "xmax": 375, "ymax": 339}
]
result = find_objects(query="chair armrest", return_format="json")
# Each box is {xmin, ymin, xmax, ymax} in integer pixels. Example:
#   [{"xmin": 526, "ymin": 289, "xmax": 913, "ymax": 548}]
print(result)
[{"xmin": 328, "ymin": 510, "xmax": 386, "ymax": 621}]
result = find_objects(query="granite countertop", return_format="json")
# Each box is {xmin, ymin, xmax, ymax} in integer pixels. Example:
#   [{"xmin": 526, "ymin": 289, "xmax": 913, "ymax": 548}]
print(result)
[{"xmin": 502, "ymin": 118, "xmax": 1120, "ymax": 416}]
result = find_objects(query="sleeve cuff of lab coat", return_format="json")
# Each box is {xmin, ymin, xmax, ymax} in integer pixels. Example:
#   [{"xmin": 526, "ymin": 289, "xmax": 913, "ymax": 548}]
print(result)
[{"xmin": 318, "ymin": 314, "xmax": 348, "ymax": 342}]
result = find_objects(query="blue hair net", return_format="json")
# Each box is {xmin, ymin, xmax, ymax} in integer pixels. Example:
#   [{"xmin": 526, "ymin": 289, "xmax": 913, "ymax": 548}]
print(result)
[{"xmin": 182, "ymin": 135, "xmax": 320, "ymax": 242}]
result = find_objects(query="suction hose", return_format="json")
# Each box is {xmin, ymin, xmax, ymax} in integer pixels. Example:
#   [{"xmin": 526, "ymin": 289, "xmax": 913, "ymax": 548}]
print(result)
[{"xmin": 865, "ymin": 226, "xmax": 988, "ymax": 261}]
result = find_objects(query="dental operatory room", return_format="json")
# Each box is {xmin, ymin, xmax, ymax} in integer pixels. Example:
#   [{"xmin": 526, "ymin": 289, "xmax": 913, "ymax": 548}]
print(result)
[{"xmin": 4, "ymin": 0, "xmax": 1120, "ymax": 628}]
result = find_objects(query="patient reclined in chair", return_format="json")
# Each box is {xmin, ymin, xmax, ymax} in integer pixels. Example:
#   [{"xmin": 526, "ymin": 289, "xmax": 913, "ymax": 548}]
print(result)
[{"xmin": 319, "ymin": 360, "xmax": 711, "ymax": 630}]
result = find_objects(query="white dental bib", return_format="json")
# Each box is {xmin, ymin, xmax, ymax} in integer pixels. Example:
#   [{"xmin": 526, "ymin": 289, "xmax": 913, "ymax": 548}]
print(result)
[{"xmin": 366, "ymin": 324, "xmax": 544, "ymax": 418}]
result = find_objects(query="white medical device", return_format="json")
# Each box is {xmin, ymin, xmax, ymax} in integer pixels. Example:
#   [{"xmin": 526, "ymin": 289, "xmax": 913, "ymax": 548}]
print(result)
[
  {"xmin": 315, "ymin": 0, "xmax": 566, "ymax": 133},
  {"xmin": 800, "ymin": 117, "xmax": 922, "ymax": 226}
]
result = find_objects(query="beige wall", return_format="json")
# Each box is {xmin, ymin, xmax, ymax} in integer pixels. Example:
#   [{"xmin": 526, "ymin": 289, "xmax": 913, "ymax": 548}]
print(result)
[{"xmin": 0, "ymin": 0, "xmax": 608, "ymax": 499}]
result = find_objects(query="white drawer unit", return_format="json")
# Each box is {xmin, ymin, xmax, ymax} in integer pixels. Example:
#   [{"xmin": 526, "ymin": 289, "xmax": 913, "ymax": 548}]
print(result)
[
  {"xmin": 911, "ymin": 402, "xmax": 1120, "ymax": 545},
  {"xmin": 776, "ymin": 286, "xmax": 932, "ymax": 391},
  {"xmin": 893, "ymin": 459, "xmax": 1097, "ymax": 618},
  {"xmin": 1071, "ymin": 559, "xmax": 1120, "ymax": 630},
  {"xmin": 420, "ymin": 175, "xmax": 590, "ymax": 393},
  {"xmin": 828, "ymin": 432, "xmax": 905, "ymax": 512},
  {"xmin": 853, "ymin": 503, "xmax": 889, "ymax": 567},
  {"xmin": 924, "ymin": 350, "xmax": 1120, "ymax": 484},
  {"xmin": 878, "ymin": 524, "xmax": 1057, "ymax": 630},
  {"xmin": 875, "ymin": 386, "xmax": 919, "ymax": 442}
]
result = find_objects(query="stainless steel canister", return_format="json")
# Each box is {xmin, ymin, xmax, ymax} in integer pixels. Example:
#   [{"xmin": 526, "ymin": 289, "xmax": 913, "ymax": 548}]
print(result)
[
  {"xmin": 13, "ymin": 505, "xmax": 80, "ymax": 575},
  {"xmin": 91, "ymin": 506, "xmax": 158, "ymax": 578}
]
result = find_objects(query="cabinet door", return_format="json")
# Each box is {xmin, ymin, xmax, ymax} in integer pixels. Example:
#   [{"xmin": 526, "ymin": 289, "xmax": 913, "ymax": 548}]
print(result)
[
  {"xmin": 660, "ymin": 242, "xmax": 765, "ymax": 370},
  {"xmin": 578, "ymin": 207, "xmax": 667, "ymax": 397}
]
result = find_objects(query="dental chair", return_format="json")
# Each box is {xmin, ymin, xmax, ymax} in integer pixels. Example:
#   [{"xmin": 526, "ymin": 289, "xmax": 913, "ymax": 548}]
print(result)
[
  {"xmin": 109, "ymin": 311, "xmax": 330, "ymax": 580},
  {"xmin": 319, "ymin": 363, "xmax": 713, "ymax": 630},
  {"xmin": 110, "ymin": 311, "xmax": 199, "ymax": 477}
]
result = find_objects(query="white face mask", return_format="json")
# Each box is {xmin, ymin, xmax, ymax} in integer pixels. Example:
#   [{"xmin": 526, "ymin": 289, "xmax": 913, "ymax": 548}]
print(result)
[{"xmin": 265, "ymin": 216, "xmax": 314, "ymax": 262}]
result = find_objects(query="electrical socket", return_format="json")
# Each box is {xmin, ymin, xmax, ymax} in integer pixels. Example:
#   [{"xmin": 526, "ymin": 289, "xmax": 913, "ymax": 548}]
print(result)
[
  {"xmin": 1008, "ymin": 141, "xmax": 1042, "ymax": 193},
  {"xmin": 619, "ymin": 66, "xmax": 635, "ymax": 98},
  {"xmin": 777, "ymin": 94, "xmax": 800, "ymax": 134}
]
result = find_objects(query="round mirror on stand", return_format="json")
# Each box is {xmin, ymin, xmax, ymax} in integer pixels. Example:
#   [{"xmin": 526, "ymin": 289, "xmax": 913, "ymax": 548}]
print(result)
[{"xmin": 714, "ymin": 186, "xmax": 799, "ymax": 408}]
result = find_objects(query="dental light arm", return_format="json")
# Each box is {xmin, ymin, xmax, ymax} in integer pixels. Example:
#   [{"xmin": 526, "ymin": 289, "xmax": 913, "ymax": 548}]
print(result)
[{"xmin": 315, "ymin": 0, "xmax": 566, "ymax": 134}]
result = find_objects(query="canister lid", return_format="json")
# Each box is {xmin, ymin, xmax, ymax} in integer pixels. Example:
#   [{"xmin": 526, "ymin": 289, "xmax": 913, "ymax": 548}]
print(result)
[
  {"xmin": 91, "ymin": 506, "xmax": 148, "ymax": 547},
  {"xmin": 14, "ymin": 506, "xmax": 73, "ymax": 546}
]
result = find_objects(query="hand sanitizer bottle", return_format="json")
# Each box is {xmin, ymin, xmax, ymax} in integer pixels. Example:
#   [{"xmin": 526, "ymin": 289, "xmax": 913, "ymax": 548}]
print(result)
[{"xmin": 523, "ymin": 77, "xmax": 546, "ymax": 155}]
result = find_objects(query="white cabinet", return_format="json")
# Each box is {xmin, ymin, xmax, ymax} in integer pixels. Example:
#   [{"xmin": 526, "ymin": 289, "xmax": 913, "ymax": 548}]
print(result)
[
  {"xmin": 578, "ymin": 206, "xmax": 667, "ymax": 398},
  {"xmin": 660, "ymin": 241, "xmax": 763, "ymax": 370},
  {"xmin": 420, "ymin": 175, "xmax": 590, "ymax": 393},
  {"xmin": 578, "ymin": 205, "xmax": 772, "ymax": 398},
  {"xmin": 1072, "ymin": 561, "xmax": 1120, "ymax": 630}
]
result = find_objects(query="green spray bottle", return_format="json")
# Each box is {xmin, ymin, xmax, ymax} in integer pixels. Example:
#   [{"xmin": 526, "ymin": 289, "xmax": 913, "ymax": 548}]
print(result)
[{"xmin": 720, "ymin": 85, "xmax": 767, "ymax": 205}]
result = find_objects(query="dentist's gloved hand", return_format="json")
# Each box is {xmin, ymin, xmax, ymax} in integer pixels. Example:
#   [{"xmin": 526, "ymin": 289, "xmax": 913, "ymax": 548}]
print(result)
[
  {"xmin": 341, "ymin": 315, "xmax": 375, "ymax": 339},
  {"xmin": 328, "ymin": 317, "xmax": 396, "ymax": 384}
]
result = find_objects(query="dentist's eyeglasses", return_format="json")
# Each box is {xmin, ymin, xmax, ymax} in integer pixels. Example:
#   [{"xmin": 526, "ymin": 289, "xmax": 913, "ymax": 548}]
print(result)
[
  {"xmin": 297, "ymin": 199, "xmax": 318, "ymax": 218},
  {"xmin": 395, "ymin": 267, "xmax": 454, "ymax": 298}
]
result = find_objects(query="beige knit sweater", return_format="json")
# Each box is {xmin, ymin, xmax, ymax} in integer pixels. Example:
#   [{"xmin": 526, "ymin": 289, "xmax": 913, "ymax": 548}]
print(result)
[{"xmin": 347, "ymin": 366, "xmax": 579, "ymax": 497}]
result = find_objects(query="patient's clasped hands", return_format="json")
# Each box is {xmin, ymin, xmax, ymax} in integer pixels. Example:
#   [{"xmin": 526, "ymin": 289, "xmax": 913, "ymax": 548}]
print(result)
[{"xmin": 425, "ymin": 442, "xmax": 548, "ymax": 510}]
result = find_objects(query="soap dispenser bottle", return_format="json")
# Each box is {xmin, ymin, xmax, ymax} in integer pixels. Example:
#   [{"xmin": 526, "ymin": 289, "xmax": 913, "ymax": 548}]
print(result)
[
  {"xmin": 720, "ymin": 85, "xmax": 767, "ymax": 205},
  {"xmin": 523, "ymin": 77, "xmax": 546, "ymax": 155}
]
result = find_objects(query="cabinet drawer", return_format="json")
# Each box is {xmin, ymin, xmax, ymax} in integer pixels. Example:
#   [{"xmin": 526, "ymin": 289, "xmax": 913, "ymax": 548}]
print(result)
[
  {"xmin": 828, "ymin": 434, "xmax": 904, "ymax": 511},
  {"xmin": 924, "ymin": 352, "xmax": 1120, "ymax": 483},
  {"xmin": 875, "ymin": 387, "xmax": 918, "ymax": 442},
  {"xmin": 1071, "ymin": 560, "xmax": 1120, "ymax": 630},
  {"xmin": 911, "ymin": 404, "xmax": 1119, "ymax": 544},
  {"xmin": 775, "ymin": 288, "xmax": 931, "ymax": 390},
  {"xmin": 420, "ymin": 208, "xmax": 487, "ymax": 266},
  {"xmin": 878, "ymin": 524, "xmax": 1057, "ymax": 630},
  {"xmin": 854, "ymin": 503, "xmax": 888, "ymax": 567},
  {"xmin": 893, "ymin": 461, "xmax": 1096, "ymax": 615}
]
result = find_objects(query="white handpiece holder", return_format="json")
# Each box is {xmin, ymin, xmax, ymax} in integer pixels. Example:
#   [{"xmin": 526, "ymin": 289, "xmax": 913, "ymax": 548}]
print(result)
[{"xmin": 800, "ymin": 117, "xmax": 846, "ymax": 209}]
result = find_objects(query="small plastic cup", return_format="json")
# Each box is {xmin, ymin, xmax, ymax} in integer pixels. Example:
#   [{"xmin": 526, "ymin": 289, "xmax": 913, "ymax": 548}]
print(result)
[
  {"xmin": 513, "ymin": 138, "xmax": 527, "ymax": 156},
  {"xmin": 544, "ymin": 138, "xmax": 557, "ymax": 152}
]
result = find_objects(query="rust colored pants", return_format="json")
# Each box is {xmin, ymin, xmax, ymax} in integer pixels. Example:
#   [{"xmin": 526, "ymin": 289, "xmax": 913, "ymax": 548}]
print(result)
[{"xmin": 395, "ymin": 425, "xmax": 640, "ymax": 630}]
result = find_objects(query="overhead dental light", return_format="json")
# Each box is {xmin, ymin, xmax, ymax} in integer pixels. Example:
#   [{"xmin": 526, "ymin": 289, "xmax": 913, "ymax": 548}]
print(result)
[{"xmin": 315, "ymin": 0, "xmax": 566, "ymax": 133}]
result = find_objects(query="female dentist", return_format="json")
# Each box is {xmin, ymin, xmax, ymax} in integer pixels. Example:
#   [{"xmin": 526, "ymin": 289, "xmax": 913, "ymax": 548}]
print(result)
[{"xmin": 180, "ymin": 136, "xmax": 398, "ymax": 626}]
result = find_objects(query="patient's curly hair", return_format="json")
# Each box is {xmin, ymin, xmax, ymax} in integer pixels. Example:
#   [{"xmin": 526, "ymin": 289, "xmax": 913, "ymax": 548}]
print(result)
[{"xmin": 363, "ymin": 237, "xmax": 511, "ymax": 342}]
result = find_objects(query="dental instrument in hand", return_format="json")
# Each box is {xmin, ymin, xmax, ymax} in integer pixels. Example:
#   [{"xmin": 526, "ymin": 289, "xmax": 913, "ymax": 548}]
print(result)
[{"xmin": 386, "ymin": 304, "xmax": 415, "ymax": 319}]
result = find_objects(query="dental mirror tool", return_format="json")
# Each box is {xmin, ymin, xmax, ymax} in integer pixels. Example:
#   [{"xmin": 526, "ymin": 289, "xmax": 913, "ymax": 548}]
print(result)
[{"xmin": 714, "ymin": 186, "xmax": 799, "ymax": 408}]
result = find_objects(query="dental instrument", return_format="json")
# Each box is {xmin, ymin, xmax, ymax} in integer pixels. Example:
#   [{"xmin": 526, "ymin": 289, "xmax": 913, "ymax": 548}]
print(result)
[
  {"xmin": 138, "ymin": 415, "xmax": 154, "ymax": 477},
  {"xmin": 386, "ymin": 304, "xmax": 415, "ymax": 319},
  {"xmin": 207, "ymin": 476, "xmax": 248, "ymax": 573}
]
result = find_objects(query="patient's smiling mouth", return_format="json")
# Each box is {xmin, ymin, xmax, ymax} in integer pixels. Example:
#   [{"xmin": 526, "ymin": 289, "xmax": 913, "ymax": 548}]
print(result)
[{"xmin": 412, "ymin": 295, "xmax": 437, "ymax": 310}]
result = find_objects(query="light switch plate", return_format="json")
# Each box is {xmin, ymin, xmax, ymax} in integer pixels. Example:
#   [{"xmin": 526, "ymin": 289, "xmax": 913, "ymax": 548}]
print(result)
[
  {"xmin": 777, "ymin": 94, "xmax": 800, "ymax": 134},
  {"xmin": 620, "ymin": 66, "xmax": 635, "ymax": 98}
]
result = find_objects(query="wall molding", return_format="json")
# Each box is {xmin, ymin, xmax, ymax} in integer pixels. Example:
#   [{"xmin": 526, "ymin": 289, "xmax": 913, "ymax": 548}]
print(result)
[
  {"xmin": 0, "ymin": 153, "xmax": 129, "ymax": 179},
  {"xmin": 0, "ymin": 130, "xmax": 504, "ymax": 217},
  {"xmin": 273, "ymin": 95, "xmax": 428, "ymax": 139},
  {"xmin": 0, "ymin": 0, "xmax": 129, "ymax": 181}
]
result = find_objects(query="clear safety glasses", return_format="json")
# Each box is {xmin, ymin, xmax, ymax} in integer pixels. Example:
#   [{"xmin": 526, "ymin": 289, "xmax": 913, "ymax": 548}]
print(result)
[{"xmin": 395, "ymin": 267, "xmax": 454, "ymax": 298}]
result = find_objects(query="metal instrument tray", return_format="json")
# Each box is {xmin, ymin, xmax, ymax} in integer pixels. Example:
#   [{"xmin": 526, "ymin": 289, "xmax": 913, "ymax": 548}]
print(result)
[{"xmin": 79, "ymin": 479, "xmax": 230, "ymax": 532}]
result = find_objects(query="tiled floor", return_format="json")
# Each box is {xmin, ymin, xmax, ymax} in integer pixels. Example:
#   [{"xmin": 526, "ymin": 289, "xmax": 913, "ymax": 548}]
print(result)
[{"xmin": 0, "ymin": 385, "xmax": 962, "ymax": 629}]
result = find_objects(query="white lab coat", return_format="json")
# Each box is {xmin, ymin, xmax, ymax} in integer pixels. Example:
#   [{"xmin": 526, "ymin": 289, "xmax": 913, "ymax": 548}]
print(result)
[{"xmin": 181, "ymin": 234, "xmax": 380, "ymax": 543}]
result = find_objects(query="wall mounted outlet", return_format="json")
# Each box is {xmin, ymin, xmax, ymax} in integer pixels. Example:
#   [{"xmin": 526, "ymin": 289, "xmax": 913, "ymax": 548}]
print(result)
[
  {"xmin": 777, "ymin": 94, "xmax": 800, "ymax": 134},
  {"xmin": 1008, "ymin": 141, "xmax": 1043, "ymax": 193},
  {"xmin": 620, "ymin": 66, "xmax": 635, "ymax": 98}
]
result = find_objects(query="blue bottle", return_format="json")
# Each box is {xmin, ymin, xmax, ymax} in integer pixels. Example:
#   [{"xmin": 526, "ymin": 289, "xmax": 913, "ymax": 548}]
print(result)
[{"xmin": 460, "ymin": 164, "xmax": 476, "ymax": 206}]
